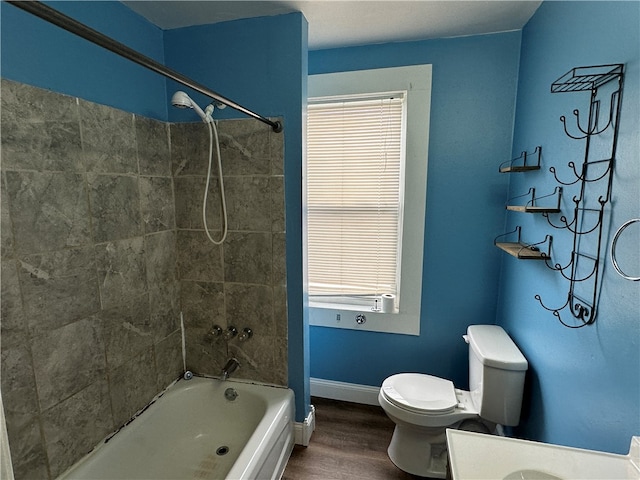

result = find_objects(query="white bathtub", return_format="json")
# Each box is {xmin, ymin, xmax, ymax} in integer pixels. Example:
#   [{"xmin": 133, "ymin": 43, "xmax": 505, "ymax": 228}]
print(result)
[{"xmin": 58, "ymin": 376, "xmax": 295, "ymax": 480}]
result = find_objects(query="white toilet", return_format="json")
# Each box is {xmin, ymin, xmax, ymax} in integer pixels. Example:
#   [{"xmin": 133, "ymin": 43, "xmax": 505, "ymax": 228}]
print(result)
[{"xmin": 378, "ymin": 325, "xmax": 528, "ymax": 478}]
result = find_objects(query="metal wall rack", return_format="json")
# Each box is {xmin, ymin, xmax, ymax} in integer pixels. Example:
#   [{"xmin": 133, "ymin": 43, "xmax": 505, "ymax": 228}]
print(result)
[{"xmin": 498, "ymin": 64, "xmax": 624, "ymax": 328}]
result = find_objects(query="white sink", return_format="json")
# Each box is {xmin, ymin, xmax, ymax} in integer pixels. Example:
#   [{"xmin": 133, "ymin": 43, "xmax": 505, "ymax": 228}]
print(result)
[
  {"xmin": 503, "ymin": 470, "xmax": 563, "ymax": 480},
  {"xmin": 446, "ymin": 430, "xmax": 640, "ymax": 480}
]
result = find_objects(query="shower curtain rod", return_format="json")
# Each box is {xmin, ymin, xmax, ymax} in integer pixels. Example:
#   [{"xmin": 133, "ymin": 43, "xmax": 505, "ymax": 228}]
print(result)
[{"xmin": 7, "ymin": 0, "xmax": 283, "ymax": 133}]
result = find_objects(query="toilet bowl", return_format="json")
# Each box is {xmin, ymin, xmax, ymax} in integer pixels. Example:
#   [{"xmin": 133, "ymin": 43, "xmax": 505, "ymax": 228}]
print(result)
[
  {"xmin": 378, "ymin": 373, "xmax": 483, "ymax": 477},
  {"xmin": 379, "ymin": 373, "xmax": 478, "ymax": 427},
  {"xmin": 378, "ymin": 325, "xmax": 528, "ymax": 479}
]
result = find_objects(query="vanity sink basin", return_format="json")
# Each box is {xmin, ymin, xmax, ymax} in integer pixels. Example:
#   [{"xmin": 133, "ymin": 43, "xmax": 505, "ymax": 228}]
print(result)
[
  {"xmin": 446, "ymin": 430, "xmax": 640, "ymax": 480},
  {"xmin": 503, "ymin": 470, "xmax": 563, "ymax": 480}
]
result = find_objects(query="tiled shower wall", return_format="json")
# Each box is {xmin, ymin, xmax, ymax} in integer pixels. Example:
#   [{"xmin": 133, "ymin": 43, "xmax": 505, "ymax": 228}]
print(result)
[
  {"xmin": 0, "ymin": 78, "xmax": 183, "ymax": 478},
  {"xmin": 173, "ymin": 117, "xmax": 288, "ymax": 386},
  {"xmin": 0, "ymin": 79, "xmax": 287, "ymax": 479}
]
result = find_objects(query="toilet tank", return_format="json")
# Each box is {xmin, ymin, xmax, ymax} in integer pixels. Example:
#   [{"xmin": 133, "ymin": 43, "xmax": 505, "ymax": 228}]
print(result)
[{"xmin": 466, "ymin": 325, "xmax": 528, "ymax": 426}]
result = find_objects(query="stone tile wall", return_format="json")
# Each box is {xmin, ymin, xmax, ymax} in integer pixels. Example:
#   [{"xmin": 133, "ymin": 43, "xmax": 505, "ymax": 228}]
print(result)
[
  {"xmin": 172, "ymin": 118, "xmax": 288, "ymax": 386},
  {"xmin": 1, "ymin": 79, "xmax": 289, "ymax": 479},
  {"xmin": 0, "ymin": 79, "xmax": 183, "ymax": 479}
]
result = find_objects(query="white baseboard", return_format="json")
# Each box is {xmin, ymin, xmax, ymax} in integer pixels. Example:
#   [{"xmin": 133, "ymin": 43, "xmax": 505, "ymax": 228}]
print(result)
[
  {"xmin": 294, "ymin": 405, "xmax": 315, "ymax": 446},
  {"xmin": 294, "ymin": 379, "xmax": 380, "ymax": 446},
  {"xmin": 310, "ymin": 377, "xmax": 380, "ymax": 406}
]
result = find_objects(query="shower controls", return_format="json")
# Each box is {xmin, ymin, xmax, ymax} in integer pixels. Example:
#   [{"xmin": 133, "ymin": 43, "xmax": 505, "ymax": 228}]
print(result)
[
  {"xmin": 356, "ymin": 314, "xmax": 367, "ymax": 324},
  {"xmin": 224, "ymin": 326, "xmax": 238, "ymax": 340},
  {"xmin": 238, "ymin": 328, "xmax": 253, "ymax": 342}
]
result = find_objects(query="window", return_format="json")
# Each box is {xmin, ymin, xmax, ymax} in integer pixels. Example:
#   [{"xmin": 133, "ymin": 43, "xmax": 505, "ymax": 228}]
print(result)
[
  {"xmin": 307, "ymin": 93, "xmax": 406, "ymax": 311},
  {"xmin": 305, "ymin": 65, "xmax": 432, "ymax": 335}
]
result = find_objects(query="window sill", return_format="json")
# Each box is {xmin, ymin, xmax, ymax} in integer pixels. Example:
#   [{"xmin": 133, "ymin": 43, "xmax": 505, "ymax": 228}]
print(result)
[
  {"xmin": 308, "ymin": 300, "xmax": 398, "ymax": 314},
  {"xmin": 308, "ymin": 304, "xmax": 419, "ymax": 336}
]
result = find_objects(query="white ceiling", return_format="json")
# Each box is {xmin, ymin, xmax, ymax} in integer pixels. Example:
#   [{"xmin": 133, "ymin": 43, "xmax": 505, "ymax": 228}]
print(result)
[{"xmin": 122, "ymin": 1, "xmax": 542, "ymax": 50}]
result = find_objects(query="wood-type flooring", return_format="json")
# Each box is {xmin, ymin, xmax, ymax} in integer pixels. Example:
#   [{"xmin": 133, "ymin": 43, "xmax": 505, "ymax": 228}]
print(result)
[{"xmin": 282, "ymin": 397, "xmax": 433, "ymax": 480}]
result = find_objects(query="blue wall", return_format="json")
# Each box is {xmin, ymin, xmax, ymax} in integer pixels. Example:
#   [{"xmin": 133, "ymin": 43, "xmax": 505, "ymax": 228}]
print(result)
[
  {"xmin": 497, "ymin": 1, "xmax": 640, "ymax": 454},
  {"xmin": 308, "ymin": 32, "xmax": 522, "ymax": 389},
  {"xmin": 1, "ymin": 1, "xmax": 167, "ymax": 120},
  {"xmin": 163, "ymin": 14, "xmax": 306, "ymax": 123}
]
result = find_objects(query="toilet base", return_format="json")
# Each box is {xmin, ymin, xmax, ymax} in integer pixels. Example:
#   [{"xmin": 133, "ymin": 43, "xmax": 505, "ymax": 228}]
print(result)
[{"xmin": 387, "ymin": 423, "xmax": 448, "ymax": 478}]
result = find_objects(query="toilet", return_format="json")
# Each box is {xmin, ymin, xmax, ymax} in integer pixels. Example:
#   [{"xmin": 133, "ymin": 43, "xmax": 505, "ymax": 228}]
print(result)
[{"xmin": 378, "ymin": 325, "xmax": 528, "ymax": 478}]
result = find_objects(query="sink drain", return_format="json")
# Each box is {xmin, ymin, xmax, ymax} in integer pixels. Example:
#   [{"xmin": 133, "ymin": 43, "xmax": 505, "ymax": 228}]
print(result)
[{"xmin": 216, "ymin": 446, "xmax": 230, "ymax": 456}]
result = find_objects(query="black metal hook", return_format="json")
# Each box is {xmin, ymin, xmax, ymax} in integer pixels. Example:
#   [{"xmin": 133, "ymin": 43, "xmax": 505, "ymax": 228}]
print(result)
[
  {"xmin": 549, "ymin": 164, "xmax": 581, "ymax": 186},
  {"xmin": 569, "ymin": 159, "xmax": 613, "ymax": 184},
  {"xmin": 543, "ymin": 211, "xmax": 576, "ymax": 230},
  {"xmin": 560, "ymin": 90, "xmax": 619, "ymax": 139},
  {"xmin": 543, "ymin": 254, "xmax": 573, "ymax": 273},
  {"xmin": 534, "ymin": 294, "xmax": 592, "ymax": 328}
]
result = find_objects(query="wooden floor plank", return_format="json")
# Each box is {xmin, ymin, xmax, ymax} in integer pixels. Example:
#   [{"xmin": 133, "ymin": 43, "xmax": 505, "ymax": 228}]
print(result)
[{"xmin": 283, "ymin": 397, "xmax": 433, "ymax": 480}]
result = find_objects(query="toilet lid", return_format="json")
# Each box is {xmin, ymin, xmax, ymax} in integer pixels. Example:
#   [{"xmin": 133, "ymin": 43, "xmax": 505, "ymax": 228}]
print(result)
[{"xmin": 381, "ymin": 373, "xmax": 458, "ymax": 414}]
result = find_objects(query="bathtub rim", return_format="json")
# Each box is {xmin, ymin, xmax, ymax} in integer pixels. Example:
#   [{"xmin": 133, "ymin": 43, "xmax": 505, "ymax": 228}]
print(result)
[{"xmin": 56, "ymin": 374, "xmax": 295, "ymax": 480}]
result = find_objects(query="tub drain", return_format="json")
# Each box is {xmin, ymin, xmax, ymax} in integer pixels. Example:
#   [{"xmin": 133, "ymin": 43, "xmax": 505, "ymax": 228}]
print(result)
[{"xmin": 216, "ymin": 446, "xmax": 230, "ymax": 456}]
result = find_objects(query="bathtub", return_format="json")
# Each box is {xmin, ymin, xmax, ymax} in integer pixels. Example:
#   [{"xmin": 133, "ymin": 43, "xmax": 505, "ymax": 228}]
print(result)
[{"xmin": 58, "ymin": 376, "xmax": 295, "ymax": 480}]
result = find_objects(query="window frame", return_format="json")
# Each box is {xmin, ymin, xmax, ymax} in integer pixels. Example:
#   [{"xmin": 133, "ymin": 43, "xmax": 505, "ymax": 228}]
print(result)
[{"xmin": 305, "ymin": 65, "xmax": 432, "ymax": 336}]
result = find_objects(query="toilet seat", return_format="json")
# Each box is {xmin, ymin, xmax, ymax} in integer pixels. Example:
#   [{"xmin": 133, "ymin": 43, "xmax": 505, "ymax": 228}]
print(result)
[{"xmin": 381, "ymin": 373, "xmax": 458, "ymax": 415}]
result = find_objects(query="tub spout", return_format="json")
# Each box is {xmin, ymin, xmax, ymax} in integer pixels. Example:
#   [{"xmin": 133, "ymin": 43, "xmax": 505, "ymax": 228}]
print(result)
[{"xmin": 221, "ymin": 358, "xmax": 240, "ymax": 381}]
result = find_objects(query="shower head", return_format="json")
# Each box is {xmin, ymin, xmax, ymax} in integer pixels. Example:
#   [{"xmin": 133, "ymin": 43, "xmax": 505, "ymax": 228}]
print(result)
[
  {"xmin": 171, "ymin": 91, "xmax": 212, "ymax": 123},
  {"xmin": 171, "ymin": 91, "xmax": 193, "ymax": 109}
]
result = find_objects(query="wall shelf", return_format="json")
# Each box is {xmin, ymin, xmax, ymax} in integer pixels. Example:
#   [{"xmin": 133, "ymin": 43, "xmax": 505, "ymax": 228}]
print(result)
[
  {"xmin": 506, "ymin": 206, "xmax": 559, "ymax": 213},
  {"xmin": 499, "ymin": 146, "xmax": 542, "ymax": 173},
  {"xmin": 500, "ymin": 165, "xmax": 540, "ymax": 173},
  {"xmin": 506, "ymin": 187, "xmax": 562, "ymax": 213},
  {"xmin": 494, "ymin": 227, "xmax": 552, "ymax": 260},
  {"xmin": 551, "ymin": 64, "xmax": 623, "ymax": 93},
  {"xmin": 495, "ymin": 242, "xmax": 547, "ymax": 259}
]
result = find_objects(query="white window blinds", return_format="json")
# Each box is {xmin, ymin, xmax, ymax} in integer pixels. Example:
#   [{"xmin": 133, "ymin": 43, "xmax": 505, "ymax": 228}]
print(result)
[{"xmin": 306, "ymin": 93, "xmax": 406, "ymax": 302}]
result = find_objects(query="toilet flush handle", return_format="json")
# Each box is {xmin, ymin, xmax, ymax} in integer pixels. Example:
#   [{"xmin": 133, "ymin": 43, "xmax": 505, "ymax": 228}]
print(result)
[{"xmin": 462, "ymin": 334, "xmax": 469, "ymax": 344}]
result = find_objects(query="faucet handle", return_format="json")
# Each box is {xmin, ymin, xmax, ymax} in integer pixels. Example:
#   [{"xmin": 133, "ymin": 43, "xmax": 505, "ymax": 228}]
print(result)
[
  {"xmin": 224, "ymin": 326, "xmax": 238, "ymax": 340},
  {"xmin": 209, "ymin": 325, "xmax": 223, "ymax": 338},
  {"xmin": 238, "ymin": 328, "xmax": 253, "ymax": 342}
]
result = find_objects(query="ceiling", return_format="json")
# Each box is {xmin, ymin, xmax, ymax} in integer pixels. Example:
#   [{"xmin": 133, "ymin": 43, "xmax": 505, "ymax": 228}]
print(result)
[{"xmin": 122, "ymin": 1, "xmax": 542, "ymax": 50}]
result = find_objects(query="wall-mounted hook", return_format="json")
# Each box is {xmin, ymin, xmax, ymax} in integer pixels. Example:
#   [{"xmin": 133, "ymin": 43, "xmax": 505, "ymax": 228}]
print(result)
[
  {"xmin": 549, "ymin": 164, "xmax": 581, "ymax": 186},
  {"xmin": 561, "ymin": 90, "xmax": 619, "ymax": 139},
  {"xmin": 535, "ymin": 293, "xmax": 594, "ymax": 329},
  {"xmin": 238, "ymin": 328, "xmax": 253, "ymax": 342}
]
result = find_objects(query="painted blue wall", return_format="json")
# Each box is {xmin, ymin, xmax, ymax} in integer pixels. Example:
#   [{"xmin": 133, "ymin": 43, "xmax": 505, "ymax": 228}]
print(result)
[
  {"xmin": 308, "ymin": 32, "xmax": 521, "ymax": 389},
  {"xmin": 497, "ymin": 1, "xmax": 640, "ymax": 454},
  {"xmin": 0, "ymin": 1, "xmax": 167, "ymax": 120},
  {"xmin": 163, "ymin": 14, "xmax": 310, "ymax": 422}
]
